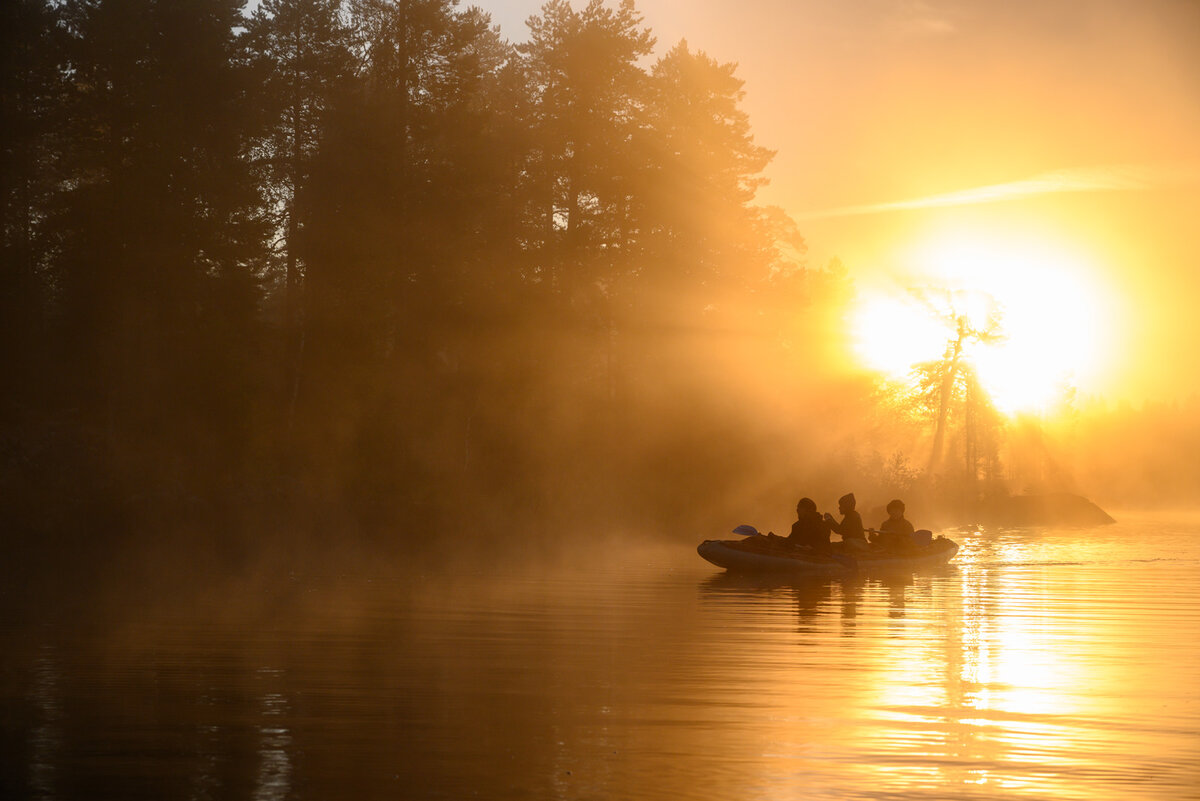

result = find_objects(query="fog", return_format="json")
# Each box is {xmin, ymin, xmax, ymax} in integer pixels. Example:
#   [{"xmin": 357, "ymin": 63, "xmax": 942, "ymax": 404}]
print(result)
[{"xmin": 2, "ymin": 0, "xmax": 1198, "ymax": 605}]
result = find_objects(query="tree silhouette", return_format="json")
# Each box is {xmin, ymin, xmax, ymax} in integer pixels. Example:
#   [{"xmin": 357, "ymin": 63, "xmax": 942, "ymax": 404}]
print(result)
[
  {"xmin": 0, "ymin": 0, "xmax": 64, "ymax": 421},
  {"xmin": 0, "ymin": 0, "xmax": 868, "ymax": 551},
  {"xmin": 243, "ymin": 0, "xmax": 354, "ymax": 422},
  {"xmin": 910, "ymin": 288, "xmax": 1004, "ymax": 474},
  {"xmin": 521, "ymin": 0, "xmax": 654, "ymax": 304},
  {"xmin": 631, "ymin": 38, "xmax": 780, "ymax": 327},
  {"xmin": 54, "ymin": 0, "xmax": 267, "ymax": 447}
]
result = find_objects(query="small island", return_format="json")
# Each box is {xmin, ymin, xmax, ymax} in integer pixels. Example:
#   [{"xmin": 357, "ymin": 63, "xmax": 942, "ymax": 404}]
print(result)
[{"xmin": 975, "ymin": 492, "xmax": 1116, "ymax": 527}]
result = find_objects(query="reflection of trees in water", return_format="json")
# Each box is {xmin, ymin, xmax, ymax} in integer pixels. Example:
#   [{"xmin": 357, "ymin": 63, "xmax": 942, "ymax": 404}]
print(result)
[
  {"xmin": 252, "ymin": 669, "xmax": 292, "ymax": 801},
  {"xmin": 3, "ymin": 632, "xmax": 282, "ymax": 799},
  {"xmin": 29, "ymin": 645, "xmax": 62, "ymax": 801}
]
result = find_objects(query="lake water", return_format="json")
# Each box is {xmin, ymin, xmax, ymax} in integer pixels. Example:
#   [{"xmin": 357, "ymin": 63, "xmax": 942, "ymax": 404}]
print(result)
[{"xmin": 3, "ymin": 513, "xmax": 1199, "ymax": 800}]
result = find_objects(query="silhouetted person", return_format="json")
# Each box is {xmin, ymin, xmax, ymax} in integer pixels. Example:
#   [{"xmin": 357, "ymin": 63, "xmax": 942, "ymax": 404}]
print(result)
[
  {"xmin": 768, "ymin": 497, "xmax": 833, "ymax": 553},
  {"xmin": 870, "ymin": 499, "xmax": 915, "ymax": 551},
  {"xmin": 825, "ymin": 492, "xmax": 865, "ymax": 550}
]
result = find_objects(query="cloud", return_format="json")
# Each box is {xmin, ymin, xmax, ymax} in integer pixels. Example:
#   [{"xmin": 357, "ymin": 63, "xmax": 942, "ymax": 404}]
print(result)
[
  {"xmin": 795, "ymin": 161, "xmax": 1200, "ymax": 220},
  {"xmin": 895, "ymin": 0, "xmax": 958, "ymax": 37}
]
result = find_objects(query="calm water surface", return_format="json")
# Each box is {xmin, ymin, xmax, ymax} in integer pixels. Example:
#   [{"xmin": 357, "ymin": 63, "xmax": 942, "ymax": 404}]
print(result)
[{"xmin": 3, "ymin": 514, "xmax": 1200, "ymax": 800}]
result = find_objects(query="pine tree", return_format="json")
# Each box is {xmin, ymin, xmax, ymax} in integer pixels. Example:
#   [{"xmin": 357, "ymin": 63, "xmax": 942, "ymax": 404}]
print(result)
[
  {"xmin": 243, "ymin": 0, "xmax": 354, "ymax": 419},
  {"xmin": 0, "ymin": 0, "xmax": 67, "ymax": 419},
  {"xmin": 520, "ymin": 0, "xmax": 654, "ymax": 304},
  {"xmin": 640, "ymin": 39, "xmax": 775, "ymax": 311},
  {"xmin": 55, "ymin": 0, "xmax": 267, "ymax": 444}
]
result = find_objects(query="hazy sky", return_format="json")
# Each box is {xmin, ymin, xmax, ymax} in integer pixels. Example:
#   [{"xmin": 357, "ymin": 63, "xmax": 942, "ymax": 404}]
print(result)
[{"xmin": 483, "ymin": 0, "xmax": 1200, "ymax": 403}]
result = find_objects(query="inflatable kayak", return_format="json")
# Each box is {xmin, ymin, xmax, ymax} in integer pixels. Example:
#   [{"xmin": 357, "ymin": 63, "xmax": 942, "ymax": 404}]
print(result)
[{"xmin": 696, "ymin": 534, "xmax": 959, "ymax": 574}]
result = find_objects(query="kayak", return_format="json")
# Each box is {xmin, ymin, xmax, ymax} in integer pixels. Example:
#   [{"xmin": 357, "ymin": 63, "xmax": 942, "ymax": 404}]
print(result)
[{"xmin": 696, "ymin": 535, "xmax": 959, "ymax": 574}]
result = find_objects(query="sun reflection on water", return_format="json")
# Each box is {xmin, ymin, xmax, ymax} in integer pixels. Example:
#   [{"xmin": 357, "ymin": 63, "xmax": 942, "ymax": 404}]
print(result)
[{"xmin": 845, "ymin": 530, "xmax": 1173, "ymax": 799}]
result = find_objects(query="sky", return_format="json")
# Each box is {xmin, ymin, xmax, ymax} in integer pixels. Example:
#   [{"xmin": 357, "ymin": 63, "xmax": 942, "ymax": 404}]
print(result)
[{"xmin": 485, "ymin": 0, "xmax": 1200, "ymax": 405}]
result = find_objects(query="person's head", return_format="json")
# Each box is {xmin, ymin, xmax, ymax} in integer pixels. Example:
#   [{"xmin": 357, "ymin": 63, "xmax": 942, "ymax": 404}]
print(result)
[
  {"xmin": 838, "ymin": 493, "xmax": 856, "ymax": 514},
  {"xmin": 796, "ymin": 497, "xmax": 817, "ymax": 516},
  {"xmin": 886, "ymin": 499, "xmax": 906, "ymax": 519}
]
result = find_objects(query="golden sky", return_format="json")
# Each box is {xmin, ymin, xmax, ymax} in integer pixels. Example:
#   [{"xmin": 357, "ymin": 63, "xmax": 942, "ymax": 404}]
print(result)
[{"xmin": 494, "ymin": 0, "xmax": 1200, "ymax": 404}]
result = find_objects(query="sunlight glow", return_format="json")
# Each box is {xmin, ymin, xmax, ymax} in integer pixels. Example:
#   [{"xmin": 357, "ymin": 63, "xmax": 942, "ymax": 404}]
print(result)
[{"xmin": 852, "ymin": 231, "xmax": 1116, "ymax": 415}]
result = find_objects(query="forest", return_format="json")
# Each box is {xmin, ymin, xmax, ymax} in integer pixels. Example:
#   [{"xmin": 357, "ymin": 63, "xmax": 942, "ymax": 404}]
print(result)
[{"xmin": 2, "ymin": 0, "xmax": 1196, "ymax": 575}]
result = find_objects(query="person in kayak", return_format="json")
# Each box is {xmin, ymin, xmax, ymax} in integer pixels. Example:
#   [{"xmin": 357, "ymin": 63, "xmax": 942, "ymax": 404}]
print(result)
[
  {"xmin": 824, "ymin": 492, "xmax": 866, "ymax": 550},
  {"xmin": 768, "ymin": 497, "xmax": 833, "ymax": 552},
  {"xmin": 870, "ymin": 499, "xmax": 915, "ymax": 551}
]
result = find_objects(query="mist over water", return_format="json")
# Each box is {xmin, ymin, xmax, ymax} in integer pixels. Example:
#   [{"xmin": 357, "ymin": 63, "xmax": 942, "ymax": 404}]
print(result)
[{"xmin": 2, "ymin": 514, "xmax": 1197, "ymax": 800}]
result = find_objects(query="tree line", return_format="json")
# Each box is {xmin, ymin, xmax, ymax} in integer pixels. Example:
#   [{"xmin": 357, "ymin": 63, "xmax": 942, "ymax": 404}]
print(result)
[
  {"xmin": 2, "ymin": 0, "xmax": 843, "ymax": 556},
  {"xmin": 8, "ymin": 0, "xmax": 1173, "ymax": 567}
]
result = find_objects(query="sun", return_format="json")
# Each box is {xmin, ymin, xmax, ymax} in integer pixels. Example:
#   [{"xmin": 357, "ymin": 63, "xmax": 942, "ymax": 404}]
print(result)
[{"xmin": 851, "ymin": 230, "xmax": 1117, "ymax": 415}]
